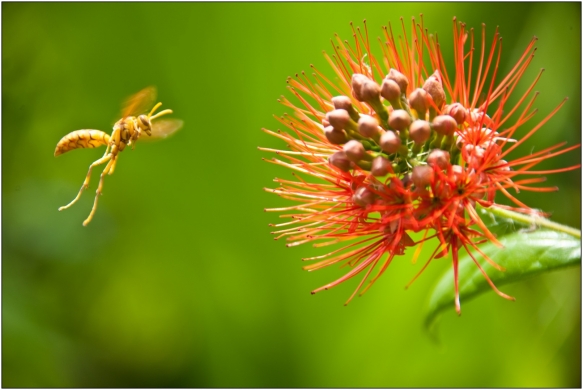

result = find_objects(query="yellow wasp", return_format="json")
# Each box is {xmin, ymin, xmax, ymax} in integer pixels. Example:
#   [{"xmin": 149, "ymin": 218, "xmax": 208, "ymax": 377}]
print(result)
[{"xmin": 55, "ymin": 87, "xmax": 183, "ymax": 226}]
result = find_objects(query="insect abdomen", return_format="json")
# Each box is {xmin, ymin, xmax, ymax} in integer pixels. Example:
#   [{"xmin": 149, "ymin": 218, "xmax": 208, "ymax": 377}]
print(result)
[{"xmin": 54, "ymin": 130, "xmax": 111, "ymax": 156}]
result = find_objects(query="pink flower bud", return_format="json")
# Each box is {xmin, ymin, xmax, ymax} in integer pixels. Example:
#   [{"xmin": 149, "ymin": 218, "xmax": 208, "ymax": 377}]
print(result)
[
  {"xmin": 351, "ymin": 73, "xmax": 369, "ymax": 101},
  {"xmin": 388, "ymin": 109, "xmax": 412, "ymax": 131},
  {"xmin": 324, "ymin": 126, "xmax": 348, "ymax": 144},
  {"xmin": 408, "ymin": 88, "xmax": 429, "ymax": 118},
  {"xmin": 332, "ymin": 95, "xmax": 360, "ymax": 121},
  {"xmin": 360, "ymin": 80, "xmax": 381, "ymax": 102},
  {"xmin": 466, "ymin": 146, "xmax": 486, "ymax": 168},
  {"xmin": 358, "ymin": 115, "xmax": 380, "ymax": 138},
  {"xmin": 353, "ymin": 186, "xmax": 375, "ymax": 207},
  {"xmin": 400, "ymin": 173, "xmax": 413, "ymax": 189},
  {"xmin": 409, "ymin": 120, "xmax": 431, "ymax": 144},
  {"xmin": 444, "ymin": 103, "xmax": 467, "ymax": 125},
  {"xmin": 343, "ymin": 140, "xmax": 366, "ymax": 162},
  {"xmin": 494, "ymin": 159, "xmax": 511, "ymax": 172},
  {"xmin": 329, "ymin": 151, "xmax": 352, "ymax": 172},
  {"xmin": 387, "ymin": 68, "xmax": 409, "ymax": 94},
  {"xmin": 351, "ymin": 73, "xmax": 381, "ymax": 103},
  {"xmin": 380, "ymin": 78, "xmax": 401, "ymax": 102},
  {"xmin": 412, "ymin": 165, "xmax": 435, "ymax": 188},
  {"xmin": 451, "ymin": 165, "xmax": 464, "ymax": 182},
  {"xmin": 326, "ymin": 109, "xmax": 351, "ymax": 130},
  {"xmin": 427, "ymin": 149, "xmax": 451, "ymax": 170},
  {"xmin": 331, "ymin": 95, "xmax": 353, "ymax": 111},
  {"xmin": 422, "ymin": 70, "xmax": 445, "ymax": 109},
  {"xmin": 371, "ymin": 156, "xmax": 391, "ymax": 177},
  {"xmin": 380, "ymin": 130, "xmax": 401, "ymax": 154},
  {"xmin": 470, "ymin": 109, "xmax": 493, "ymax": 127},
  {"xmin": 432, "ymin": 115, "xmax": 458, "ymax": 136}
]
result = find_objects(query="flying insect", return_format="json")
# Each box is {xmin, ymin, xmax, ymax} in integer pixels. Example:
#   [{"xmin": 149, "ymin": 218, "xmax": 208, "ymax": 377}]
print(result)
[{"xmin": 55, "ymin": 87, "xmax": 183, "ymax": 226}]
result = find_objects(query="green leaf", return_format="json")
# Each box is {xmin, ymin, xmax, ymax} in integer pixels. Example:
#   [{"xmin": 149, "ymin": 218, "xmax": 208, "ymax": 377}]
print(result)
[{"xmin": 424, "ymin": 229, "xmax": 581, "ymax": 331}]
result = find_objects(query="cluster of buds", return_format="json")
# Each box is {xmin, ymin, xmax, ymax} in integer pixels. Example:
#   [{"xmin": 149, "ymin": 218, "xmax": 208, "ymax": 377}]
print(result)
[
  {"xmin": 328, "ymin": 69, "xmax": 467, "ymax": 184},
  {"xmin": 262, "ymin": 17, "xmax": 579, "ymax": 313}
]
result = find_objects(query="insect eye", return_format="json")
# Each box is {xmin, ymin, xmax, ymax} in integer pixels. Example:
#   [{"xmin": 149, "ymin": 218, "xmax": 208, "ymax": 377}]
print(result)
[{"xmin": 138, "ymin": 114, "xmax": 150, "ymax": 127}]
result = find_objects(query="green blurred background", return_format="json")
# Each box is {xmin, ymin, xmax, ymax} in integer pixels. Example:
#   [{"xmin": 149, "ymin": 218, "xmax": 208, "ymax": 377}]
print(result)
[{"xmin": 3, "ymin": 2, "xmax": 581, "ymax": 387}]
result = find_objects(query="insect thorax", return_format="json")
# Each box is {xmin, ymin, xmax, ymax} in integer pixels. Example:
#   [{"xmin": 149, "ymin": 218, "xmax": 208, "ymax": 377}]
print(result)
[{"xmin": 115, "ymin": 117, "xmax": 133, "ymax": 145}]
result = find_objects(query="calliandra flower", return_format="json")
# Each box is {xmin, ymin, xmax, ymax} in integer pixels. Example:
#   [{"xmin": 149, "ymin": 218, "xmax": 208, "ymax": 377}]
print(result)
[{"xmin": 260, "ymin": 16, "xmax": 581, "ymax": 314}]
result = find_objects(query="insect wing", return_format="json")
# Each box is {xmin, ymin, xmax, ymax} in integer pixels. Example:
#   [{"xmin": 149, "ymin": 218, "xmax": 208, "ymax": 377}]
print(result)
[
  {"xmin": 143, "ymin": 119, "xmax": 184, "ymax": 141},
  {"xmin": 120, "ymin": 86, "xmax": 157, "ymax": 118}
]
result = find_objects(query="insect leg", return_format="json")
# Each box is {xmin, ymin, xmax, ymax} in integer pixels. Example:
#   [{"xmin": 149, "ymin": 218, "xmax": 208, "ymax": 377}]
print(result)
[
  {"xmin": 58, "ymin": 153, "xmax": 112, "ymax": 211},
  {"xmin": 108, "ymin": 143, "xmax": 121, "ymax": 176},
  {"xmin": 102, "ymin": 142, "xmax": 111, "ymax": 157},
  {"xmin": 107, "ymin": 130, "xmax": 121, "ymax": 175},
  {"xmin": 83, "ymin": 156, "xmax": 116, "ymax": 226},
  {"xmin": 109, "ymin": 157, "xmax": 118, "ymax": 175}
]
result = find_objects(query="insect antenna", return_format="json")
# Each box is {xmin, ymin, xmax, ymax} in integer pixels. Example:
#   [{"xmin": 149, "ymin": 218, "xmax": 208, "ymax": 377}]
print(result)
[{"xmin": 148, "ymin": 102, "xmax": 173, "ymax": 121}]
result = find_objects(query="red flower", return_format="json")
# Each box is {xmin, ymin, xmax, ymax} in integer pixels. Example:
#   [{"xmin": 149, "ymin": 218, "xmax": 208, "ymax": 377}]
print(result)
[{"xmin": 261, "ymin": 17, "xmax": 580, "ymax": 313}]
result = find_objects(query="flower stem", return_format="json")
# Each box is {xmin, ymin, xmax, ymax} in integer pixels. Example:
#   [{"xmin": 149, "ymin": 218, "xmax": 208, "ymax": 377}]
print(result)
[{"xmin": 478, "ymin": 204, "xmax": 581, "ymax": 239}]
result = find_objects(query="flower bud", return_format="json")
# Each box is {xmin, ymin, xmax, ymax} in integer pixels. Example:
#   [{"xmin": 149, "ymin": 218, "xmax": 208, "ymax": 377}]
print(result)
[
  {"xmin": 332, "ymin": 95, "xmax": 360, "ymax": 122},
  {"xmin": 432, "ymin": 115, "xmax": 458, "ymax": 136},
  {"xmin": 387, "ymin": 68, "xmax": 409, "ymax": 94},
  {"xmin": 329, "ymin": 151, "xmax": 352, "ymax": 171},
  {"xmin": 379, "ymin": 130, "xmax": 401, "ymax": 154},
  {"xmin": 324, "ymin": 126, "xmax": 348, "ymax": 144},
  {"xmin": 360, "ymin": 80, "xmax": 381, "ymax": 102},
  {"xmin": 380, "ymin": 78, "xmax": 401, "ymax": 102},
  {"xmin": 412, "ymin": 165, "xmax": 434, "ymax": 188},
  {"xmin": 351, "ymin": 73, "xmax": 369, "ymax": 101},
  {"xmin": 451, "ymin": 165, "xmax": 464, "ymax": 182},
  {"xmin": 353, "ymin": 186, "xmax": 375, "ymax": 207},
  {"xmin": 371, "ymin": 156, "xmax": 391, "ymax": 177},
  {"xmin": 422, "ymin": 70, "xmax": 445, "ymax": 109},
  {"xmin": 494, "ymin": 159, "xmax": 510, "ymax": 172},
  {"xmin": 444, "ymin": 103, "xmax": 467, "ymax": 125},
  {"xmin": 466, "ymin": 145, "xmax": 486, "ymax": 168},
  {"xmin": 427, "ymin": 149, "xmax": 451, "ymax": 170},
  {"xmin": 388, "ymin": 109, "xmax": 411, "ymax": 131},
  {"xmin": 401, "ymin": 173, "xmax": 413, "ymax": 189},
  {"xmin": 470, "ymin": 109, "xmax": 493, "ymax": 127},
  {"xmin": 408, "ymin": 88, "xmax": 429, "ymax": 118},
  {"xmin": 332, "ymin": 95, "xmax": 353, "ymax": 111},
  {"xmin": 496, "ymin": 160, "xmax": 512, "ymax": 172},
  {"xmin": 351, "ymin": 73, "xmax": 382, "ymax": 103},
  {"xmin": 343, "ymin": 140, "xmax": 366, "ymax": 162},
  {"xmin": 409, "ymin": 120, "xmax": 431, "ymax": 144},
  {"xmin": 326, "ymin": 109, "xmax": 351, "ymax": 130},
  {"xmin": 358, "ymin": 115, "xmax": 380, "ymax": 138},
  {"xmin": 452, "ymin": 165, "xmax": 464, "ymax": 174}
]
